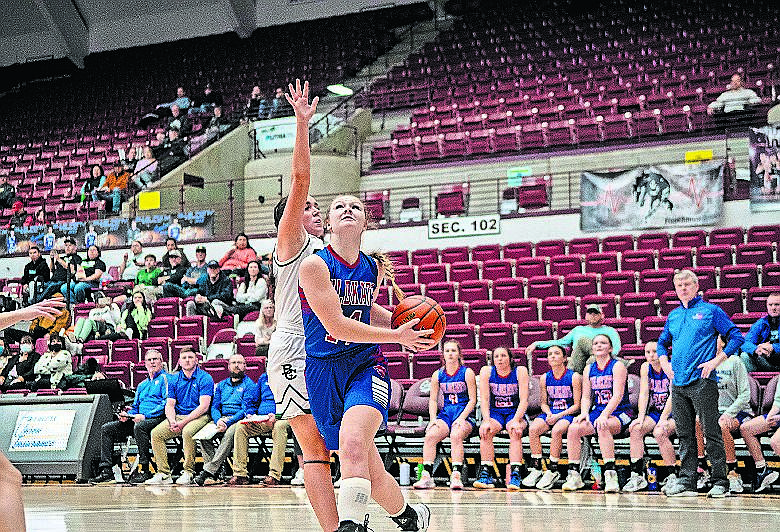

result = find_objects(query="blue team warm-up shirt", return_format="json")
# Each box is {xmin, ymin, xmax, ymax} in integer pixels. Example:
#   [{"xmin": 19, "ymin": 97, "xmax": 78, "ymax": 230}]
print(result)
[
  {"xmin": 168, "ymin": 366, "xmax": 215, "ymax": 415},
  {"xmin": 129, "ymin": 369, "xmax": 169, "ymax": 418}
]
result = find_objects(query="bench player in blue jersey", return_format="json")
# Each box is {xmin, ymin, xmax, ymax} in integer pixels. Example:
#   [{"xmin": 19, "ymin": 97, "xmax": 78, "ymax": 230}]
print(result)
[
  {"xmin": 562, "ymin": 334, "xmax": 632, "ymax": 493},
  {"xmin": 413, "ymin": 340, "xmax": 477, "ymax": 491},
  {"xmin": 473, "ymin": 346, "xmax": 529, "ymax": 491},
  {"xmin": 298, "ymin": 194, "xmax": 434, "ymax": 532},
  {"xmin": 523, "ymin": 346, "xmax": 582, "ymax": 490},
  {"xmin": 624, "ymin": 341, "xmax": 677, "ymax": 492}
]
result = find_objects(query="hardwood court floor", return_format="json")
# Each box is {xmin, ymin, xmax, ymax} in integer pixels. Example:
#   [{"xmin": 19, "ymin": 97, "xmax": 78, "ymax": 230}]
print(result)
[{"xmin": 23, "ymin": 485, "xmax": 780, "ymax": 532}]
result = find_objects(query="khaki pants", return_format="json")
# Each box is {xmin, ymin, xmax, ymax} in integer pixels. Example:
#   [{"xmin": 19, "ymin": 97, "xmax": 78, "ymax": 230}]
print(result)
[
  {"xmin": 232, "ymin": 418, "xmax": 290, "ymax": 479},
  {"xmin": 150, "ymin": 414, "xmax": 210, "ymax": 475}
]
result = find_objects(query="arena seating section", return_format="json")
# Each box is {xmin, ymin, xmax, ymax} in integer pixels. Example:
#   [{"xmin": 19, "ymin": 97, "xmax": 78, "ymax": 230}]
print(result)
[
  {"xmin": 368, "ymin": 0, "xmax": 780, "ymax": 167},
  {"xmin": 0, "ymin": 3, "xmax": 431, "ymax": 227}
]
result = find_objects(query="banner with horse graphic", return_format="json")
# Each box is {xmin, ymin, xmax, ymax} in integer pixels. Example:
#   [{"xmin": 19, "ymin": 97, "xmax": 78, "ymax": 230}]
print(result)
[{"xmin": 579, "ymin": 161, "xmax": 724, "ymax": 232}]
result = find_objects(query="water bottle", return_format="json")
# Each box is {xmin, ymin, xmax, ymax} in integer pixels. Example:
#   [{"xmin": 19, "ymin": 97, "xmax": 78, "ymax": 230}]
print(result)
[
  {"xmin": 647, "ymin": 465, "xmax": 658, "ymax": 491},
  {"xmin": 399, "ymin": 462, "xmax": 411, "ymax": 486},
  {"xmin": 591, "ymin": 459, "xmax": 602, "ymax": 490}
]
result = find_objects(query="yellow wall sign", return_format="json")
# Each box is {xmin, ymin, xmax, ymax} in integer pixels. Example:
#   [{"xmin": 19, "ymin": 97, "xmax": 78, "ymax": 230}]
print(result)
[
  {"xmin": 685, "ymin": 149, "xmax": 713, "ymax": 163},
  {"xmin": 138, "ymin": 191, "xmax": 161, "ymax": 210}
]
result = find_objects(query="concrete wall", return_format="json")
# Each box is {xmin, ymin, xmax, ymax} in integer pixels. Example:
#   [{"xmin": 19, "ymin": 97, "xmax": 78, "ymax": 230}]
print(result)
[
  {"xmin": 0, "ymin": 32, "xmax": 66, "ymax": 67},
  {"xmin": 255, "ymin": 0, "xmax": 426, "ymax": 28}
]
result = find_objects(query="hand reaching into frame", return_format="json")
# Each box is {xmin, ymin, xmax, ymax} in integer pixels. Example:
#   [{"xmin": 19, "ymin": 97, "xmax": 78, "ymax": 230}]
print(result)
[{"xmin": 286, "ymin": 79, "xmax": 319, "ymax": 123}]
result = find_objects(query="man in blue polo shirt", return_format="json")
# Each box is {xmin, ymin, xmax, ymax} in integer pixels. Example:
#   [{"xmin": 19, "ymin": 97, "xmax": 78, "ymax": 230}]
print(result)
[
  {"xmin": 89, "ymin": 349, "xmax": 169, "ymax": 485},
  {"xmin": 193, "ymin": 354, "xmax": 256, "ymax": 486},
  {"xmin": 147, "ymin": 347, "xmax": 214, "ymax": 485},
  {"xmin": 657, "ymin": 269, "xmax": 744, "ymax": 498},
  {"xmin": 739, "ymin": 291, "xmax": 780, "ymax": 372}
]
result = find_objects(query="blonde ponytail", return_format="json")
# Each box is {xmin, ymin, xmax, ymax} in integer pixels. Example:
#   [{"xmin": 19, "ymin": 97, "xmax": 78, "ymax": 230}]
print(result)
[{"xmin": 369, "ymin": 250, "xmax": 406, "ymax": 303}]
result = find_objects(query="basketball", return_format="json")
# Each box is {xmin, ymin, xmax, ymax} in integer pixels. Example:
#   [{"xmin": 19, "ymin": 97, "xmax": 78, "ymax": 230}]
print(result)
[{"xmin": 391, "ymin": 295, "xmax": 447, "ymax": 344}]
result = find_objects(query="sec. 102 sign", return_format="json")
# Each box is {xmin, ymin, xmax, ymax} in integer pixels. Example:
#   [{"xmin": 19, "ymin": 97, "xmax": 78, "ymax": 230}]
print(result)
[{"xmin": 428, "ymin": 214, "xmax": 501, "ymax": 239}]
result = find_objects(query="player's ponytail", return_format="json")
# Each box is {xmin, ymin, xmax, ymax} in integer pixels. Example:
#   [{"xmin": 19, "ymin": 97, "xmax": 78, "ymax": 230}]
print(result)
[{"xmin": 369, "ymin": 251, "xmax": 405, "ymax": 303}]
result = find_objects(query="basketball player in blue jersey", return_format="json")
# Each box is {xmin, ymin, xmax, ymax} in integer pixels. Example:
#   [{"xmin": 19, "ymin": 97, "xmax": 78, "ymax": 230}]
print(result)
[
  {"xmin": 473, "ymin": 346, "xmax": 529, "ymax": 490},
  {"xmin": 624, "ymin": 341, "xmax": 678, "ymax": 492},
  {"xmin": 562, "ymin": 334, "xmax": 632, "ymax": 492},
  {"xmin": 298, "ymin": 194, "xmax": 434, "ymax": 532},
  {"xmin": 524, "ymin": 346, "xmax": 582, "ymax": 490},
  {"xmin": 413, "ymin": 340, "xmax": 477, "ymax": 491}
]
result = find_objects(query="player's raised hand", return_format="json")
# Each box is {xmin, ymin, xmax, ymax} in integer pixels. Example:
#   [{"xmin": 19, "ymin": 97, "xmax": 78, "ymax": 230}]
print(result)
[{"xmin": 286, "ymin": 79, "xmax": 319, "ymax": 123}]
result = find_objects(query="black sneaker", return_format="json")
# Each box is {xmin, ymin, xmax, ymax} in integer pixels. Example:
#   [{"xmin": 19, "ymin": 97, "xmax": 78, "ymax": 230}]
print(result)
[
  {"xmin": 337, "ymin": 515, "xmax": 371, "ymax": 532},
  {"xmin": 754, "ymin": 467, "xmax": 780, "ymax": 493},
  {"xmin": 390, "ymin": 503, "xmax": 430, "ymax": 531},
  {"xmin": 194, "ymin": 470, "xmax": 214, "ymax": 487},
  {"xmin": 128, "ymin": 467, "xmax": 153, "ymax": 485},
  {"xmin": 90, "ymin": 468, "xmax": 116, "ymax": 484}
]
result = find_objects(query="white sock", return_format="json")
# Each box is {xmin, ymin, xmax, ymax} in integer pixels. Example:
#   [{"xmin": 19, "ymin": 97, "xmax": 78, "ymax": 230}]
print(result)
[{"xmin": 337, "ymin": 477, "xmax": 371, "ymax": 524}]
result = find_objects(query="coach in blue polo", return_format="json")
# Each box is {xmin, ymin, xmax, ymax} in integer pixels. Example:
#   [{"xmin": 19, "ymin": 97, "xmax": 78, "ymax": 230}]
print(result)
[
  {"xmin": 147, "ymin": 347, "xmax": 214, "ymax": 485},
  {"xmin": 657, "ymin": 269, "xmax": 744, "ymax": 498}
]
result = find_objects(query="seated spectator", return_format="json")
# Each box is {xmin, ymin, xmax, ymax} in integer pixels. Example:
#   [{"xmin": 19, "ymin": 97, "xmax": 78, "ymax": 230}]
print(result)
[
  {"xmin": 117, "ymin": 241, "xmax": 144, "ymax": 282},
  {"xmin": 0, "ymin": 336, "xmax": 41, "ymax": 391},
  {"xmin": 154, "ymin": 128, "xmax": 189, "ymax": 177},
  {"xmin": 226, "ymin": 260, "xmax": 267, "ymax": 320},
  {"xmin": 95, "ymin": 162, "xmax": 130, "ymax": 215},
  {"xmin": 134, "ymin": 254, "xmax": 162, "ymax": 304},
  {"xmin": 208, "ymin": 105, "xmax": 225, "ymax": 130},
  {"xmin": 21, "ymin": 245, "xmax": 50, "ymax": 303},
  {"xmin": 69, "ymin": 295, "xmax": 120, "ymax": 343},
  {"xmin": 268, "ymin": 87, "xmax": 292, "ymax": 119},
  {"xmin": 227, "ymin": 370, "xmax": 291, "ymax": 486},
  {"xmin": 739, "ymin": 291, "xmax": 780, "ymax": 372},
  {"xmin": 62, "ymin": 245, "xmax": 105, "ymax": 303},
  {"xmin": 163, "ymin": 245, "xmax": 206, "ymax": 298},
  {"xmin": 245, "ymin": 86, "xmax": 268, "ymax": 120},
  {"xmin": 218, "ymin": 233, "xmax": 258, "ymax": 275},
  {"xmin": 31, "ymin": 334, "xmax": 72, "ymax": 391},
  {"xmin": 133, "ymin": 147, "xmax": 158, "ymax": 189},
  {"xmin": 0, "ymin": 174, "xmax": 16, "ymax": 210},
  {"xmin": 116, "ymin": 290, "xmax": 153, "ymax": 340},
  {"xmin": 7, "ymin": 201, "xmax": 26, "ymax": 229},
  {"xmin": 185, "ymin": 260, "xmax": 234, "ymax": 319},
  {"xmin": 525, "ymin": 304, "xmax": 622, "ymax": 374},
  {"xmin": 153, "ymin": 250, "xmax": 188, "ymax": 298},
  {"xmin": 708, "ymin": 74, "xmax": 761, "ymax": 114},
  {"xmin": 254, "ymin": 299, "xmax": 276, "ymax": 357},
  {"xmin": 157, "ymin": 87, "xmax": 192, "ymax": 112},
  {"xmin": 36, "ymin": 239, "xmax": 82, "ymax": 303},
  {"xmin": 80, "ymin": 165, "xmax": 106, "ymax": 204},
  {"xmin": 739, "ymin": 373, "xmax": 780, "ymax": 493},
  {"xmin": 24, "ymin": 207, "xmax": 46, "ymax": 227},
  {"xmin": 165, "ymin": 105, "xmax": 192, "ymax": 137},
  {"xmin": 121, "ymin": 146, "xmax": 140, "ymax": 173},
  {"xmin": 161, "ymin": 238, "xmax": 191, "ymax": 269},
  {"xmin": 190, "ymin": 83, "xmax": 223, "ymax": 115},
  {"xmin": 90, "ymin": 349, "xmax": 169, "ymax": 484},
  {"xmin": 193, "ymin": 354, "xmax": 255, "ymax": 485},
  {"xmin": 146, "ymin": 348, "xmax": 214, "ymax": 485},
  {"xmin": 58, "ymin": 357, "xmax": 105, "ymax": 390}
]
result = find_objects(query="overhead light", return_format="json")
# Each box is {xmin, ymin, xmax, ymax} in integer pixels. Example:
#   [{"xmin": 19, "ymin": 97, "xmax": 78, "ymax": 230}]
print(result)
[{"xmin": 327, "ymin": 84, "xmax": 354, "ymax": 96}]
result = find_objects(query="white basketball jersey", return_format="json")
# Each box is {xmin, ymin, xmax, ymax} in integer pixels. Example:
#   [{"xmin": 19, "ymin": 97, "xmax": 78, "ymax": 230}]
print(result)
[{"xmin": 272, "ymin": 234, "xmax": 323, "ymax": 334}]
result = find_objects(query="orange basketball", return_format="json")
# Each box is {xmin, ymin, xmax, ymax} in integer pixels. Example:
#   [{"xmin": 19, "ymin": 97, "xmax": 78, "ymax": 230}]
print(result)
[{"xmin": 391, "ymin": 295, "xmax": 447, "ymax": 344}]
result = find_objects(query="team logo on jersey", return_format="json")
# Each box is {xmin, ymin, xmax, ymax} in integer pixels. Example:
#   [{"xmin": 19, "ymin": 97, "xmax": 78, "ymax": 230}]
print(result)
[
  {"xmin": 282, "ymin": 364, "xmax": 297, "ymax": 381},
  {"xmin": 373, "ymin": 365, "xmax": 387, "ymax": 379},
  {"xmin": 692, "ymin": 313, "xmax": 704, "ymax": 320}
]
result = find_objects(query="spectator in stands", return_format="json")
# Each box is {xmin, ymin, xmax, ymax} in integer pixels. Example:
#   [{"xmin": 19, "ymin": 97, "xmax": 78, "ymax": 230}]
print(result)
[
  {"xmin": 226, "ymin": 260, "xmax": 267, "ymax": 320},
  {"xmin": 268, "ymin": 87, "xmax": 293, "ymax": 119},
  {"xmin": 154, "ymin": 127, "xmax": 189, "ymax": 176},
  {"xmin": 36, "ymin": 238, "xmax": 82, "ymax": 302},
  {"xmin": 166, "ymin": 105, "xmax": 192, "ymax": 137},
  {"xmin": 473, "ymin": 346, "xmax": 530, "ymax": 491},
  {"xmin": 133, "ymin": 147, "xmax": 158, "ymax": 189},
  {"xmin": 413, "ymin": 340, "xmax": 477, "ymax": 490},
  {"xmin": 218, "ymin": 232, "xmax": 258, "ymax": 275},
  {"xmin": 713, "ymin": 335, "xmax": 752, "ymax": 494},
  {"xmin": 161, "ymin": 237, "xmax": 191, "ymax": 269},
  {"xmin": 21, "ymin": 245, "xmax": 50, "ymax": 303},
  {"xmin": 31, "ymin": 334, "xmax": 71, "ymax": 391},
  {"xmin": 0, "ymin": 336, "xmax": 41, "ymax": 391},
  {"xmin": 89, "ymin": 349, "xmax": 169, "ymax": 484},
  {"xmin": 81, "ymin": 165, "xmax": 106, "ymax": 204},
  {"xmin": 163, "ymin": 245, "xmax": 205, "ymax": 298},
  {"xmin": 158, "ymin": 87, "xmax": 192, "ymax": 112},
  {"xmin": 121, "ymin": 146, "xmax": 139, "ymax": 173},
  {"xmin": 192, "ymin": 354, "xmax": 255, "ymax": 486},
  {"xmin": 708, "ymin": 74, "xmax": 761, "ymax": 114},
  {"xmin": 208, "ymin": 105, "xmax": 225, "ymax": 130},
  {"xmin": 146, "ymin": 348, "xmax": 214, "ymax": 485},
  {"xmin": 227, "ymin": 370, "xmax": 290, "ymax": 486},
  {"xmin": 522, "ymin": 346, "xmax": 581, "ymax": 490},
  {"xmin": 525, "ymin": 304, "xmax": 622, "ymax": 374},
  {"xmin": 623, "ymin": 341, "xmax": 677, "ymax": 492},
  {"xmin": 153, "ymin": 250, "xmax": 188, "ymax": 298},
  {"xmin": 657, "ymin": 269, "xmax": 744, "ymax": 498},
  {"xmin": 134, "ymin": 254, "xmax": 162, "ymax": 304},
  {"xmin": 254, "ymin": 299, "xmax": 276, "ymax": 357},
  {"xmin": 739, "ymin": 374, "xmax": 780, "ymax": 493},
  {"xmin": 118, "ymin": 240, "xmax": 144, "ymax": 281},
  {"xmin": 739, "ymin": 291, "xmax": 780, "ymax": 372},
  {"xmin": 62, "ymin": 244, "xmax": 105, "ymax": 303},
  {"xmin": 0, "ymin": 340, "xmax": 8, "ymax": 374},
  {"xmin": 0, "ymin": 174, "xmax": 16, "ymax": 210},
  {"xmin": 561, "ymin": 334, "xmax": 632, "ymax": 493},
  {"xmin": 115, "ymin": 290, "xmax": 153, "ymax": 340},
  {"xmin": 96, "ymin": 162, "xmax": 130, "ymax": 215},
  {"xmin": 7, "ymin": 201, "xmax": 26, "ymax": 229},
  {"xmin": 190, "ymin": 83, "xmax": 224, "ymax": 115},
  {"xmin": 69, "ymin": 295, "xmax": 120, "ymax": 344},
  {"xmin": 246, "ymin": 86, "xmax": 268, "ymax": 120},
  {"xmin": 25, "ymin": 207, "xmax": 46, "ymax": 227},
  {"xmin": 185, "ymin": 260, "xmax": 234, "ymax": 318}
]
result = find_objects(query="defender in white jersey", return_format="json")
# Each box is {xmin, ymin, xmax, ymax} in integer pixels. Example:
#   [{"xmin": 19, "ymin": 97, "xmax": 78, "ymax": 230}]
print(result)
[{"xmin": 266, "ymin": 80, "xmax": 338, "ymax": 532}]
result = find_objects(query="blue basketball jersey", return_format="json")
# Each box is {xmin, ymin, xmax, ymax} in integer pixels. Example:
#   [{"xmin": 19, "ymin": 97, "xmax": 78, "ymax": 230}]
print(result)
[
  {"xmin": 438, "ymin": 365, "xmax": 470, "ymax": 409},
  {"xmin": 489, "ymin": 366, "xmax": 519, "ymax": 415},
  {"xmin": 544, "ymin": 368, "xmax": 575, "ymax": 413},
  {"xmin": 588, "ymin": 358, "xmax": 631, "ymax": 415},
  {"xmin": 301, "ymin": 245, "xmax": 381, "ymax": 362},
  {"xmin": 647, "ymin": 364, "xmax": 670, "ymax": 413}
]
